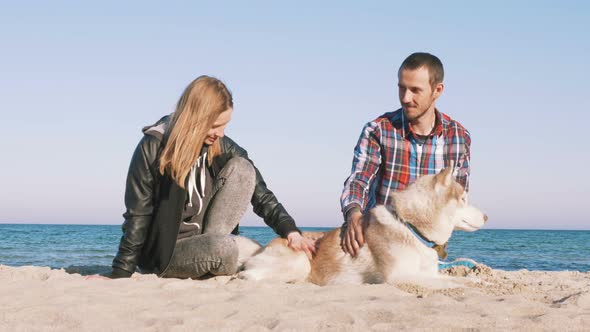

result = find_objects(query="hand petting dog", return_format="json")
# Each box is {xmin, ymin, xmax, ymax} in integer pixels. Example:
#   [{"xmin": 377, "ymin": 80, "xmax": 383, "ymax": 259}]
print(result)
[
  {"xmin": 341, "ymin": 211, "xmax": 365, "ymax": 257},
  {"xmin": 287, "ymin": 232, "xmax": 317, "ymax": 259}
]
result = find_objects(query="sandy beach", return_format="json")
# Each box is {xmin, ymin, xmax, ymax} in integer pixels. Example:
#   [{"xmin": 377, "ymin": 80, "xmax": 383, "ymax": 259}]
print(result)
[{"xmin": 1, "ymin": 264, "xmax": 588, "ymax": 331}]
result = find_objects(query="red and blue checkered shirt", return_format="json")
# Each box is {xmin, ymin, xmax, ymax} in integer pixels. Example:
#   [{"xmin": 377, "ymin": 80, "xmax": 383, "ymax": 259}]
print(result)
[{"xmin": 340, "ymin": 108, "xmax": 471, "ymax": 218}]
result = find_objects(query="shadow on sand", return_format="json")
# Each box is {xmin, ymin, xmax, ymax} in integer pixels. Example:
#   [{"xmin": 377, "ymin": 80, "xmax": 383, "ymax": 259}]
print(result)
[{"xmin": 64, "ymin": 265, "xmax": 111, "ymax": 276}]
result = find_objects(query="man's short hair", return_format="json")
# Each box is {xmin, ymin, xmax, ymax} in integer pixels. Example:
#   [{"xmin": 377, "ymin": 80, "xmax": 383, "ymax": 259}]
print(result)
[{"xmin": 399, "ymin": 52, "xmax": 444, "ymax": 87}]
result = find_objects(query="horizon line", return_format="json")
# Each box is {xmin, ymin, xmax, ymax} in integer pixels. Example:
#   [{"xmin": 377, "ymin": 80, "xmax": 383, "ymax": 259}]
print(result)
[{"xmin": 0, "ymin": 222, "xmax": 589, "ymax": 232}]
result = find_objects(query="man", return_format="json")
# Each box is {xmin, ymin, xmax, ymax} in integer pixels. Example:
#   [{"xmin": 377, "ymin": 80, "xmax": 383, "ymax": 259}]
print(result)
[{"xmin": 340, "ymin": 52, "xmax": 471, "ymax": 256}]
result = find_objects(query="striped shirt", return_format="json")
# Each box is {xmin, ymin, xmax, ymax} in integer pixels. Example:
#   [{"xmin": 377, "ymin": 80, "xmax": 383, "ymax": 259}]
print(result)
[{"xmin": 340, "ymin": 108, "xmax": 471, "ymax": 218}]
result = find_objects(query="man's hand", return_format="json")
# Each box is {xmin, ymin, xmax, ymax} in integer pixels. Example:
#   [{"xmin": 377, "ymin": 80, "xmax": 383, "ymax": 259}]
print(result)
[
  {"xmin": 287, "ymin": 232, "xmax": 317, "ymax": 259},
  {"xmin": 341, "ymin": 211, "xmax": 365, "ymax": 256}
]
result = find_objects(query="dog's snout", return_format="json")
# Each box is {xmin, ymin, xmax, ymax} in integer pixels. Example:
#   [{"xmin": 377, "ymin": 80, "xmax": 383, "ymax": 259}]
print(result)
[{"xmin": 484, "ymin": 214, "xmax": 489, "ymax": 223}]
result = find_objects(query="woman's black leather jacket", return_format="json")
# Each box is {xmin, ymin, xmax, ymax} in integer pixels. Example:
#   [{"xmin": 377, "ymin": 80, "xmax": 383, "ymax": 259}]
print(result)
[{"xmin": 111, "ymin": 117, "xmax": 300, "ymax": 278}]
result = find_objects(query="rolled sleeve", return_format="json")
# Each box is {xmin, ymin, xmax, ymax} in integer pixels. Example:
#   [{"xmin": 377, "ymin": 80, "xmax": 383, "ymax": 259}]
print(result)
[{"xmin": 340, "ymin": 121, "xmax": 382, "ymax": 218}]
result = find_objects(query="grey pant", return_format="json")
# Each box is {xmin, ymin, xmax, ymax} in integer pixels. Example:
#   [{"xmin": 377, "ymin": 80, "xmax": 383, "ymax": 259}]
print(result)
[{"xmin": 162, "ymin": 157, "xmax": 256, "ymax": 279}]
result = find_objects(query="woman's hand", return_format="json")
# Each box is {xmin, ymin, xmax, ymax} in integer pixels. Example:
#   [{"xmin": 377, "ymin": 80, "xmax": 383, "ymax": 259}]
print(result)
[{"xmin": 287, "ymin": 232, "xmax": 317, "ymax": 259}]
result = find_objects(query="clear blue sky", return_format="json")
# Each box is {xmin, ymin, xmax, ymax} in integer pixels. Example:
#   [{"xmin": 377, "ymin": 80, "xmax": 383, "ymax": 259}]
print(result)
[{"xmin": 1, "ymin": 1, "xmax": 588, "ymax": 229}]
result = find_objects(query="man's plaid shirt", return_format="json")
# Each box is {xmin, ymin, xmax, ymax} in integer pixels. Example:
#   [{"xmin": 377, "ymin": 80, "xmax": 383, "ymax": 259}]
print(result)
[{"xmin": 340, "ymin": 108, "xmax": 471, "ymax": 218}]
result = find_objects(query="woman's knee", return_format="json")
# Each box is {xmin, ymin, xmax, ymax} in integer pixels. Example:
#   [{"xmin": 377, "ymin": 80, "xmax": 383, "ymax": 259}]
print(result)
[{"xmin": 222, "ymin": 157, "xmax": 255, "ymax": 184}]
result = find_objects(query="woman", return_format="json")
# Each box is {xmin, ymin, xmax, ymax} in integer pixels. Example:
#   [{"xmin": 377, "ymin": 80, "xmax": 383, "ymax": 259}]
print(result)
[{"xmin": 110, "ymin": 75, "xmax": 315, "ymax": 279}]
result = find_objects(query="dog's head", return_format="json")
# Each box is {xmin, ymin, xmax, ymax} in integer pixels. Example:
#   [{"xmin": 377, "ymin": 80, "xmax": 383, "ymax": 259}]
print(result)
[{"xmin": 391, "ymin": 163, "xmax": 487, "ymax": 245}]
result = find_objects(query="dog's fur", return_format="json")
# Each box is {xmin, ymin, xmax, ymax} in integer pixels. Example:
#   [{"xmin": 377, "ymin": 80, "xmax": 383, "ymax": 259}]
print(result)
[{"xmin": 238, "ymin": 165, "xmax": 487, "ymax": 285}]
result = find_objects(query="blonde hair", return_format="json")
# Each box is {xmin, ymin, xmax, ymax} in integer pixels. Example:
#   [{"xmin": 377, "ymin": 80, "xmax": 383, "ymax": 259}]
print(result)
[{"xmin": 159, "ymin": 76, "xmax": 233, "ymax": 189}]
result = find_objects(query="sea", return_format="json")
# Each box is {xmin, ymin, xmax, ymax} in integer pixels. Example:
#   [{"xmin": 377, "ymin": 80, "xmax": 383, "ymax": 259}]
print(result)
[{"xmin": 1, "ymin": 224, "xmax": 589, "ymax": 276}]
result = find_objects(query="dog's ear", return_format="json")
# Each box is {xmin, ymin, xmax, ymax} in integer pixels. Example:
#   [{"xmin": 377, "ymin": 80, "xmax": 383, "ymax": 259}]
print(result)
[{"xmin": 435, "ymin": 161, "xmax": 454, "ymax": 189}]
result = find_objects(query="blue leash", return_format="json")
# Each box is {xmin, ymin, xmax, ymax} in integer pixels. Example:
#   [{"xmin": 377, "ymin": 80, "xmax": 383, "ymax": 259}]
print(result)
[{"xmin": 438, "ymin": 258, "xmax": 477, "ymax": 270}]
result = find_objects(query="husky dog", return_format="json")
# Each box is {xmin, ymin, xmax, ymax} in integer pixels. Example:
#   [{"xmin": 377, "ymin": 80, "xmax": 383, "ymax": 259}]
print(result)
[{"xmin": 238, "ymin": 164, "xmax": 487, "ymax": 285}]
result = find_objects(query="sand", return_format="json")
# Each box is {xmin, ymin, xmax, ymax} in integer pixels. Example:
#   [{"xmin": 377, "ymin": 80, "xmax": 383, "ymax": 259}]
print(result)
[{"xmin": 1, "ymin": 264, "xmax": 589, "ymax": 331}]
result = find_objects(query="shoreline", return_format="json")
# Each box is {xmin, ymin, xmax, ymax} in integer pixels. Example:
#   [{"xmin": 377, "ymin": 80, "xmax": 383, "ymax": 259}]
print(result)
[{"xmin": 2, "ymin": 264, "xmax": 589, "ymax": 331}]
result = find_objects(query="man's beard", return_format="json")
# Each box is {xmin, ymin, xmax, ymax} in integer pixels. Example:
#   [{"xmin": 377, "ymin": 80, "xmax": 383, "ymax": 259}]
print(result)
[{"xmin": 402, "ymin": 97, "xmax": 434, "ymax": 122}]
